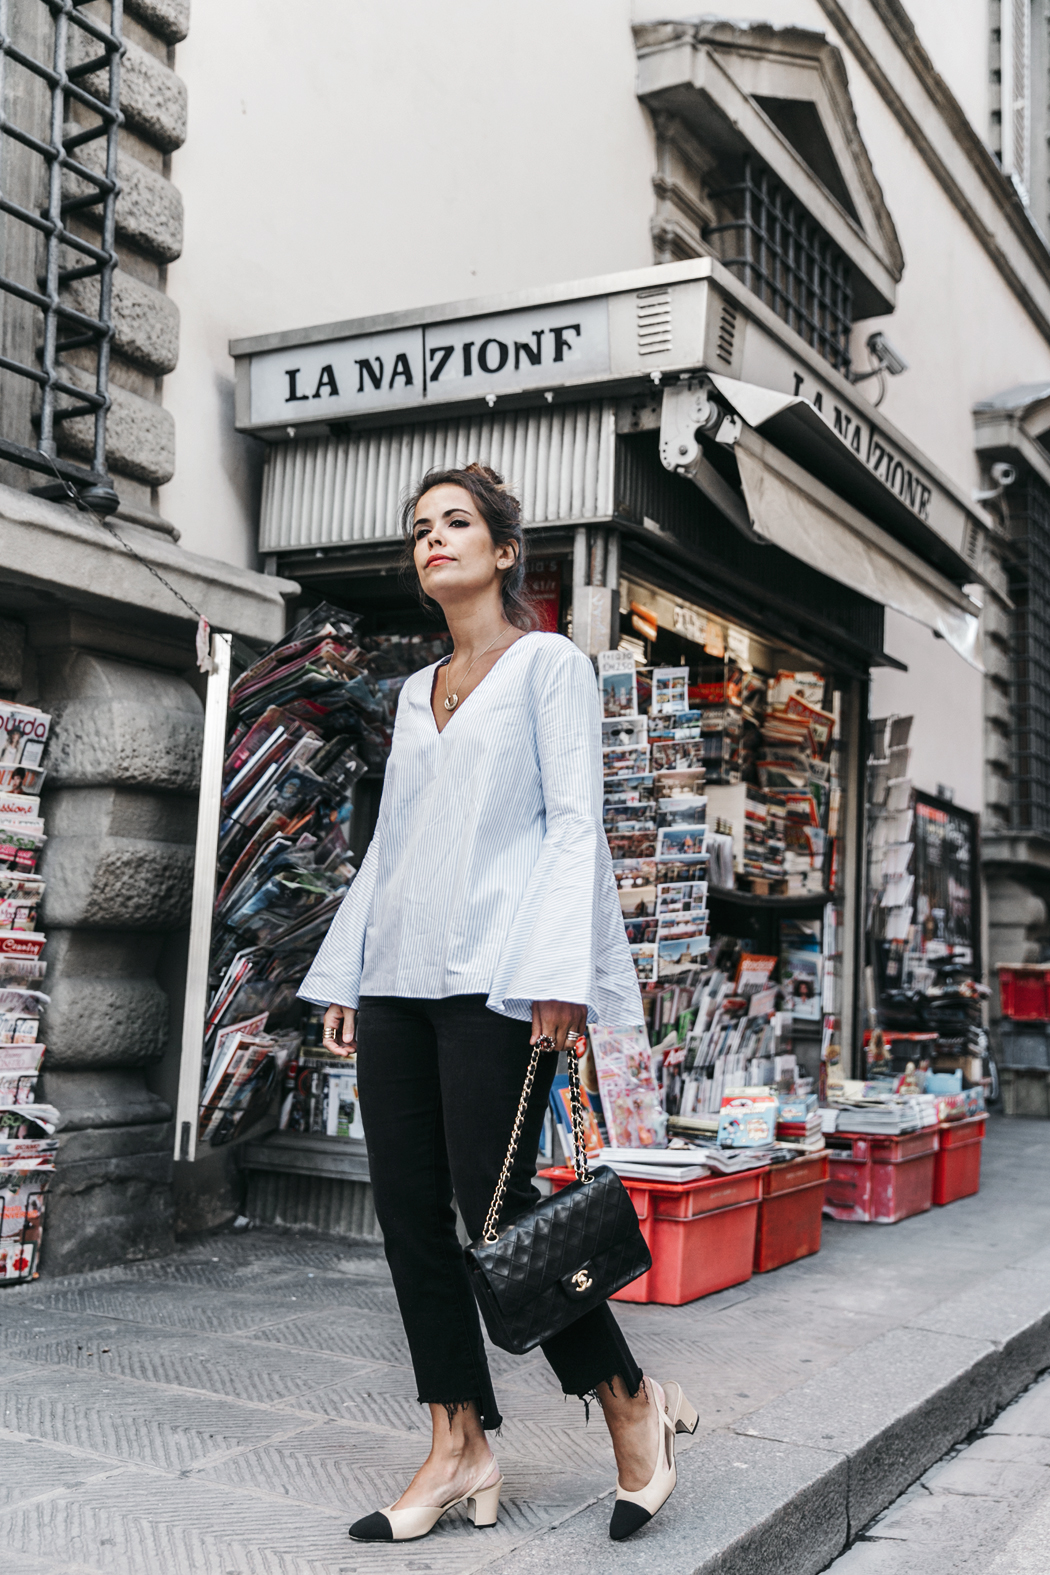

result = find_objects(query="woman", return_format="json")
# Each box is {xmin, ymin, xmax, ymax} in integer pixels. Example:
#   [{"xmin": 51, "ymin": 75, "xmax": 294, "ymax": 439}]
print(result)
[{"xmin": 299, "ymin": 463, "xmax": 695, "ymax": 1545}]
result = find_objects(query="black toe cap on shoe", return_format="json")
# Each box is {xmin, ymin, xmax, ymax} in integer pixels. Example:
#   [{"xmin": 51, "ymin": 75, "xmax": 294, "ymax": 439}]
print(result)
[
  {"xmin": 609, "ymin": 1500, "xmax": 653, "ymax": 1541},
  {"xmin": 349, "ymin": 1511, "xmax": 394, "ymax": 1542}
]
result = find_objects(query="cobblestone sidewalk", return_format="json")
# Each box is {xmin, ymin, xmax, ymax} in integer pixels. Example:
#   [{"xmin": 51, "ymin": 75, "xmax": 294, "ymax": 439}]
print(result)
[{"xmin": 1, "ymin": 1115, "xmax": 1048, "ymax": 1575}]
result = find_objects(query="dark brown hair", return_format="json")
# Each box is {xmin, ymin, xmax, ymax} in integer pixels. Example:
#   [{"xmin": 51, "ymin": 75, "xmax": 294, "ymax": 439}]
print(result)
[{"xmin": 399, "ymin": 462, "xmax": 540, "ymax": 630}]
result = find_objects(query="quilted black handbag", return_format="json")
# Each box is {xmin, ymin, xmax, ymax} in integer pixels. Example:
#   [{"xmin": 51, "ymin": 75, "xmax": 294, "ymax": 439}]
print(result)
[{"xmin": 465, "ymin": 1035, "xmax": 652, "ymax": 1355}]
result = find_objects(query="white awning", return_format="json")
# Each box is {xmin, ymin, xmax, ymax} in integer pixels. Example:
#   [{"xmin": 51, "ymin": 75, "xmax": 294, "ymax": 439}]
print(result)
[
  {"xmin": 731, "ymin": 426, "xmax": 982, "ymax": 670},
  {"xmin": 708, "ymin": 373, "xmax": 982, "ymax": 587}
]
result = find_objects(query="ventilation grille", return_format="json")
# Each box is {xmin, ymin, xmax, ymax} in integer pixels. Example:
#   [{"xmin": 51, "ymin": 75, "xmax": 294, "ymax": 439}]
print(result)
[
  {"xmin": 962, "ymin": 518, "xmax": 982, "ymax": 567},
  {"xmin": 259, "ymin": 399, "xmax": 617, "ymax": 551},
  {"xmin": 716, "ymin": 301, "xmax": 738, "ymax": 366},
  {"xmin": 636, "ymin": 287, "xmax": 672, "ymax": 356}
]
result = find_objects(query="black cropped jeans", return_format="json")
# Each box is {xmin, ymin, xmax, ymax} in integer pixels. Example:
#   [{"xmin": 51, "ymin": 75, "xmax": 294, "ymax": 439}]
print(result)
[{"xmin": 355, "ymin": 993, "xmax": 643, "ymax": 1430}]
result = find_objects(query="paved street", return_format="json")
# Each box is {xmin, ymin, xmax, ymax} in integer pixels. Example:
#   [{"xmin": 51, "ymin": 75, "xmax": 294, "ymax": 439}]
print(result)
[
  {"xmin": 0, "ymin": 1114, "xmax": 1048, "ymax": 1575},
  {"xmin": 828, "ymin": 1368, "xmax": 1050, "ymax": 1573}
]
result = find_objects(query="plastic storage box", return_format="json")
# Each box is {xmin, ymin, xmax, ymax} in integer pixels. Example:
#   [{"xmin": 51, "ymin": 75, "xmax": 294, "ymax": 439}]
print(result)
[
  {"xmin": 933, "ymin": 1115, "xmax": 985, "ymax": 1205},
  {"xmin": 823, "ymin": 1128, "xmax": 938, "ymax": 1223},
  {"xmin": 753, "ymin": 1153, "xmax": 829, "ymax": 1272},
  {"xmin": 997, "ymin": 964, "xmax": 1050, "ymax": 1021},
  {"xmin": 539, "ymin": 1165, "xmax": 761, "ymax": 1306}
]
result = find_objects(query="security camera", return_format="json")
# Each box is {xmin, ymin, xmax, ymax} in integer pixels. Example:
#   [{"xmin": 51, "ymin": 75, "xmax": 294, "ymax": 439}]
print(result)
[
  {"xmin": 866, "ymin": 331, "xmax": 909, "ymax": 377},
  {"xmin": 849, "ymin": 331, "xmax": 909, "ymax": 387},
  {"xmin": 973, "ymin": 459, "xmax": 1018, "ymax": 504}
]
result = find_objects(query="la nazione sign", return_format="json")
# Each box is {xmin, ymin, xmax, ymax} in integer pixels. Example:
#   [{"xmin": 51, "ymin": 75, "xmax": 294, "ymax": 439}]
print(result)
[
  {"xmin": 232, "ymin": 260, "xmax": 984, "ymax": 563},
  {"xmin": 247, "ymin": 296, "xmax": 611, "ymax": 428}
]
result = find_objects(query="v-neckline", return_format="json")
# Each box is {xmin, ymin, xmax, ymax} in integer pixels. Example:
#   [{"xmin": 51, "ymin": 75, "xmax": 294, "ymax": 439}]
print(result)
[{"xmin": 428, "ymin": 632, "xmax": 532, "ymax": 735}]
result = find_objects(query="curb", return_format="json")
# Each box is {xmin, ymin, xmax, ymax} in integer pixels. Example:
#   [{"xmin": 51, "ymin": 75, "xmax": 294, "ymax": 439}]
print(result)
[{"xmin": 485, "ymin": 1246, "xmax": 1050, "ymax": 1575}]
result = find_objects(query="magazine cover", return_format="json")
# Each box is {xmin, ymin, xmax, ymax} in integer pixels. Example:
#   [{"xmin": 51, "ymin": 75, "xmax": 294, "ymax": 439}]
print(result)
[
  {"xmin": 0, "ymin": 705, "xmax": 51, "ymax": 768},
  {"xmin": 717, "ymin": 1092, "xmax": 778, "ymax": 1148},
  {"xmin": 588, "ymin": 1024, "xmax": 666, "ymax": 1148},
  {"xmin": 548, "ymin": 1074, "xmax": 604, "ymax": 1159},
  {"xmin": 597, "ymin": 649, "xmax": 638, "ymax": 718}
]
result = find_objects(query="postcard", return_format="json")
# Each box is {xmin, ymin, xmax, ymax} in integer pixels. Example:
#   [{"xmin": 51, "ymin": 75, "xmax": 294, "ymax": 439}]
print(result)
[
  {"xmin": 598, "ymin": 649, "xmax": 638, "ymax": 719},
  {"xmin": 651, "ymin": 667, "xmax": 689, "ymax": 715},
  {"xmin": 655, "ymin": 825, "xmax": 707, "ymax": 861}
]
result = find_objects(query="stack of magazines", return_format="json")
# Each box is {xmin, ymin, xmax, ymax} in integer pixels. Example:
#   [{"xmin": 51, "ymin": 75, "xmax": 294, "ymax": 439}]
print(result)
[
  {"xmin": 198, "ymin": 604, "xmax": 451, "ymax": 1147},
  {"xmin": 0, "ymin": 704, "xmax": 55, "ymax": 1282}
]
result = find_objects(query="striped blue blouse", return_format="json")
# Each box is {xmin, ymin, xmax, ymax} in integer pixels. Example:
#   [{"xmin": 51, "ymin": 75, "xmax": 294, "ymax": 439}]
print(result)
[{"xmin": 298, "ymin": 631, "xmax": 643, "ymax": 1025}]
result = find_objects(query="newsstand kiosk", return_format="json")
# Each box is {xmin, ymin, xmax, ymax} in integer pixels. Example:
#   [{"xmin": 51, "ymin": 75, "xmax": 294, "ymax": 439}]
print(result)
[{"xmin": 173, "ymin": 259, "xmax": 984, "ymax": 1279}]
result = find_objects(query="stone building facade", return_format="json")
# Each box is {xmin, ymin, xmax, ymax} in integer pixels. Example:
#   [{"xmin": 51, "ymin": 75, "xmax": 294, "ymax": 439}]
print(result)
[{"xmin": 0, "ymin": 1, "xmax": 292, "ymax": 1271}]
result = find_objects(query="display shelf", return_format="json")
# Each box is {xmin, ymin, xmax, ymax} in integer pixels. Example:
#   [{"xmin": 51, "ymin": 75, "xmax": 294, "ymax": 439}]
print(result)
[
  {"xmin": 708, "ymin": 885, "xmax": 830, "ymax": 911},
  {"xmin": 241, "ymin": 1130, "xmax": 371, "ymax": 1183}
]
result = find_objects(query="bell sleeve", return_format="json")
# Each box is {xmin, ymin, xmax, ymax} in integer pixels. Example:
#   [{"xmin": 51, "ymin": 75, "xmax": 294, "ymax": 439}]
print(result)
[
  {"xmin": 296, "ymin": 831, "xmax": 380, "ymax": 1010},
  {"xmin": 486, "ymin": 638, "xmax": 641, "ymax": 1024}
]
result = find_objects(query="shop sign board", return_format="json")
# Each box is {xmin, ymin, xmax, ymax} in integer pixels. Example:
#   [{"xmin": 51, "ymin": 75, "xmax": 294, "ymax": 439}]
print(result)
[
  {"xmin": 248, "ymin": 298, "xmax": 610, "ymax": 428},
  {"xmin": 235, "ymin": 259, "xmax": 979, "ymax": 566}
]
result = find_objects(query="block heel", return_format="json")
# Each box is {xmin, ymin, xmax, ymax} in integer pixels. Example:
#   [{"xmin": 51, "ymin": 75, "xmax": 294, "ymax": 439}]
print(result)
[
  {"xmin": 663, "ymin": 1379, "xmax": 699, "ymax": 1435},
  {"xmin": 467, "ymin": 1477, "xmax": 502, "ymax": 1527}
]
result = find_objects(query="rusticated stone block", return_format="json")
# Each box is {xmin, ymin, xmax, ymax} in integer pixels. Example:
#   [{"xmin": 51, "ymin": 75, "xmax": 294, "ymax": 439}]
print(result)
[
  {"xmin": 64, "ymin": 266, "xmax": 180, "ymax": 375},
  {"xmin": 58, "ymin": 1120, "xmax": 174, "ymax": 1162},
  {"xmin": 38, "ymin": 652, "xmax": 203, "ymax": 792},
  {"xmin": 41, "ymin": 929, "xmax": 169, "ymax": 1069},
  {"xmin": 125, "ymin": 0, "xmax": 190, "ymax": 44},
  {"xmin": 117, "ymin": 41, "xmax": 188, "ymax": 152},
  {"xmin": 43, "ymin": 1068, "xmax": 172, "ymax": 1130},
  {"xmin": 0, "ymin": 615, "xmax": 24, "ymax": 690},
  {"xmin": 65, "ymin": 143, "xmax": 183, "ymax": 261},
  {"xmin": 61, "ymin": 366, "xmax": 176, "ymax": 485},
  {"xmin": 41, "ymin": 833, "xmax": 194, "ymax": 929},
  {"xmin": 42, "ymin": 1151, "xmax": 175, "ymax": 1273}
]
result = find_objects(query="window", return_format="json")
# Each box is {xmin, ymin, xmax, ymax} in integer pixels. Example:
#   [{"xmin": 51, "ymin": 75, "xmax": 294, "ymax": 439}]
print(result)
[
  {"xmin": 1006, "ymin": 473, "xmax": 1050, "ymax": 833},
  {"xmin": 703, "ymin": 153, "xmax": 854, "ymax": 375},
  {"xmin": 0, "ymin": 0, "xmax": 122, "ymax": 507}
]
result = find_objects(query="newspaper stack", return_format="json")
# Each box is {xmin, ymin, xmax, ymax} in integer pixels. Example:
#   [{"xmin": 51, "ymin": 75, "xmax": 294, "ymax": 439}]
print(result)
[
  {"xmin": 199, "ymin": 605, "xmax": 452, "ymax": 1146},
  {"xmin": 0, "ymin": 702, "xmax": 55, "ymax": 1283}
]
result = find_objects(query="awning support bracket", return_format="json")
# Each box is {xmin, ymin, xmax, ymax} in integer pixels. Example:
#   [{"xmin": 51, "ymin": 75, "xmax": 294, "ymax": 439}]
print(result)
[{"xmin": 657, "ymin": 378, "xmax": 759, "ymax": 543}]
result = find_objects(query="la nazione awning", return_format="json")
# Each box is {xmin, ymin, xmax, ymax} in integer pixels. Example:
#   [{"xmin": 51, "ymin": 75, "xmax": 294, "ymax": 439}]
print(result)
[
  {"xmin": 707, "ymin": 374, "xmax": 980, "ymax": 589},
  {"xmin": 727, "ymin": 424, "xmax": 982, "ymax": 669}
]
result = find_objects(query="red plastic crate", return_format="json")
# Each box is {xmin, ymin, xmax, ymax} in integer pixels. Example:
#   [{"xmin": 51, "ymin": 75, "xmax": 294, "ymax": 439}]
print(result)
[
  {"xmin": 753, "ymin": 1154, "xmax": 829, "ymax": 1272},
  {"xmin": 933, "ymin": 1115, "xmax": 985, "ymax": 1206},
  {"xmin": 998, "ymin": 965, "xmax": 1050, "ymax": 1021},
  {"xmin": 539, "ymin": 1164, "xmax": 760, "ymax": 1306},
  {"xmin": 823, "ymin": 1128, "xmax": 938, "ymax": 1224}
]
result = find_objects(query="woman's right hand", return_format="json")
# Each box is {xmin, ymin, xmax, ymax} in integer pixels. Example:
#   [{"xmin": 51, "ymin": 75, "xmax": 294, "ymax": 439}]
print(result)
[{"xmin": 322, "ymin": 1003, "xmax": 357, "ymax": 1055}]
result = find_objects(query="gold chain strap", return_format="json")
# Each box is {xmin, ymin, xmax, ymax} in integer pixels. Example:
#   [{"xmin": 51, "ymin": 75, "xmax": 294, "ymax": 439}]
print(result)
[{"xmin": 481, "ymin": 1033, "xmax": 592, "ymax": 1246}]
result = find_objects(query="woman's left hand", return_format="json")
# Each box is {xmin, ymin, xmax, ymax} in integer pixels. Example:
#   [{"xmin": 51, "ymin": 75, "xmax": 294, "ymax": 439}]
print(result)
[{"xmin": 531, "ymin": 1000, "xmax": 587, "ymax": 1057}]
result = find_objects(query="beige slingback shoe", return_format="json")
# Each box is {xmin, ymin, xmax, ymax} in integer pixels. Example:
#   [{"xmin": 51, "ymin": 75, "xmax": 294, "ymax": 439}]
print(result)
[
  {"xmin": 608, "ymin": 1377, "xmax": 697, "ymax": 1541},
  {"xmin": 348, "ymin": 1461, "xmax": 503, "ymax": 1542}
]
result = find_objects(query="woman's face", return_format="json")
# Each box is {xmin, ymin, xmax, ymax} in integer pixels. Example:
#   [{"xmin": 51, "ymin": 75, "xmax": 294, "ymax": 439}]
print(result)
[{"xmin": 412, "ymin": 484, "xmax": 514, "ymax": 608}]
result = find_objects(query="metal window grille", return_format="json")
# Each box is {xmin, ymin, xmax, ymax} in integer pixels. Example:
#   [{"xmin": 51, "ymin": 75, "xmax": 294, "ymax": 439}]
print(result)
[
  {"xmin": 704, "ymin": 154, "xmax": 854, "ymax": 375},
  {"xmin": 1006, "ymin": 474, "xmax": 1050, "ymax": 834},
  {"xmin": 0, "ymin": 0, "xmax": 122, "ymax": 511}
]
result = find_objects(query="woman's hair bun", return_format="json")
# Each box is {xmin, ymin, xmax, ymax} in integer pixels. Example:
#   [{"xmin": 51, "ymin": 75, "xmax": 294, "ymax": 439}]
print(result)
[{"xmin": 461, "ymin": 461, "xmax": 505, "ymax": 487}]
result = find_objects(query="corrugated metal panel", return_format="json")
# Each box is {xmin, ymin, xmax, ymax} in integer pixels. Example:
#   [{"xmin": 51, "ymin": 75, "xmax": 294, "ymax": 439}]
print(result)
[
  {"xmin": 245, "ymin": 1170, "xmax": 382, "ymax": 1239},
  {"xmin": 259, "ymin": 399, "xmax": 617, "ymax": 552}
]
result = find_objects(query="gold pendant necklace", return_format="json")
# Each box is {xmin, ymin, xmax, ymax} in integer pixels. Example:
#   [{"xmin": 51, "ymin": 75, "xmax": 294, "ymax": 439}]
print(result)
[{"xmin": 444, "ymin": 626, "xmax": 511, "ymax": 712}]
